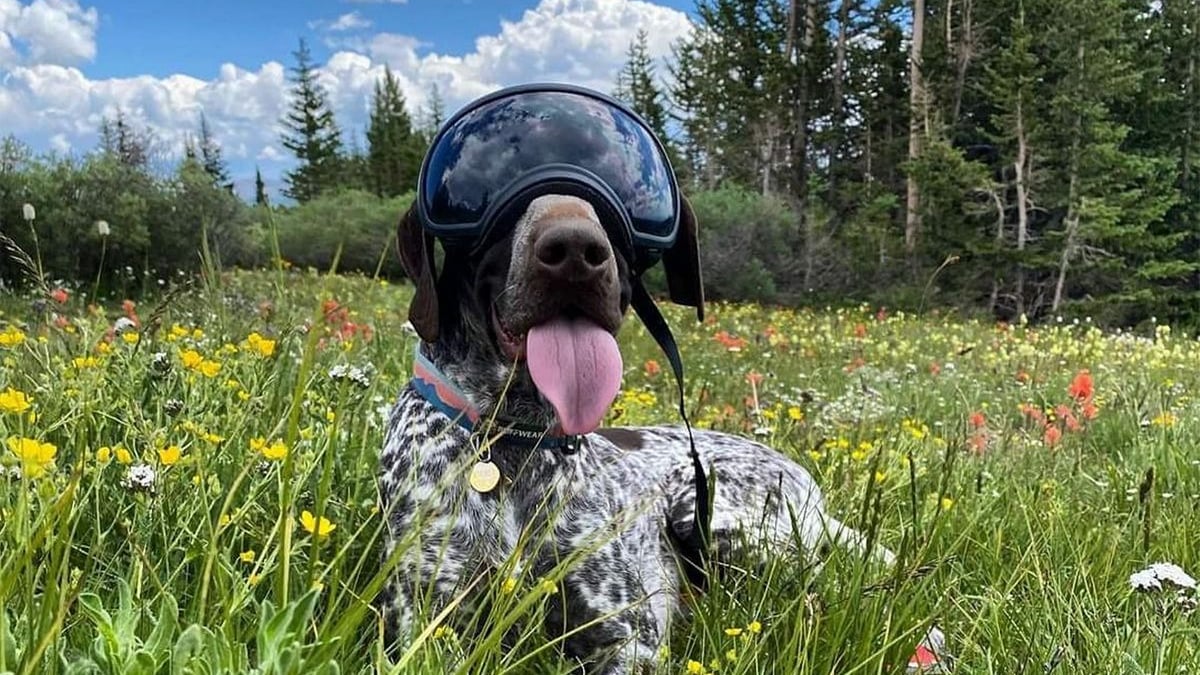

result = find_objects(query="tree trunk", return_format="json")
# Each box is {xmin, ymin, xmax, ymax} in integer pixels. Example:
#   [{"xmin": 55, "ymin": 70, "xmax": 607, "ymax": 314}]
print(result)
[
  {"xmin": 828, "ymin": 0, "xmax": 853, "ymax": 218},
  {"xmin": 988, "ymin": 187, "xmax": 1005, "ymax": 313},
  {"xmin": 1053, "ymin": 45, "xmax": 1086, "ymax": 313},
  {"xmin": 788, "ymin": 0, "xmax": 815, "ymax": 286},
  {"xmin": 951, "ymin": 0, "xmax": 974, "ymax": 125},
  {"xmin": 904, "ymin": 0, "xmax": 926, "ymax": 258},
  {"xmin": 1014, "ymin": 97, "xmax": 1029, "ymax": 317},
  {"xmin": 1183, "ymin": 11, "xmax": 1196, "ymax": 191}
]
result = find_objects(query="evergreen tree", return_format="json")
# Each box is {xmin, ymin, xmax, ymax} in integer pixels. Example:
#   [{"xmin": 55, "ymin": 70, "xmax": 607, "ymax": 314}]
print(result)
[
  {"xmin": 614, "ymin": 29, "xmax": 670, "ymax": 142},
  {"xmin": 198, "ymin": 112, "xmax": 232, "ymax": 191},
  {"xmin": 366, "ymin": 66, "xmax": 423, "ymax": 198},
  {"xmin": 254, "ymin": 166, "xmax": 269, "ymax": 207},
  {"xmin": 417, "ymin": 82, "xmax": 447, "ymax": 145},
  {"xmin": 280, "ymin": 38, "xmax": 345, "ymax": 203},
  {"xmin": 99, "ymin": 109, "xmax": 153, "ymax": 170}
]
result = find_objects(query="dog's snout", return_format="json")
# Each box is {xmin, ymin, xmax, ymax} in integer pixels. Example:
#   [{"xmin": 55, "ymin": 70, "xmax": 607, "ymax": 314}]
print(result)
[{"xmin": 533, "ymin": 221, "xmax": 612, "ymax": 281}]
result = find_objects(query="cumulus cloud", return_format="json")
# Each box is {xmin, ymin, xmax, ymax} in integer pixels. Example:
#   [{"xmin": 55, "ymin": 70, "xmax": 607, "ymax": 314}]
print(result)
[
  {"xmin": 309, "ymin": 11, "xmax": 372, "ymax": 33},
  {"xmin": 1, "ymin": 0, "xmax": 693, "ymax": 193},
  {"xmin": 0, "ymin": 0, "xmax": 98, "ymax": 68}
]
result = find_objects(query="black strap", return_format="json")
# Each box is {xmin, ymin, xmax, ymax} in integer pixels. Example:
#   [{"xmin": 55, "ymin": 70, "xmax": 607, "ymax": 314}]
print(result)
[{"xmin": 631, "ymin": 278, "xmax": 711, "ymax": 591}]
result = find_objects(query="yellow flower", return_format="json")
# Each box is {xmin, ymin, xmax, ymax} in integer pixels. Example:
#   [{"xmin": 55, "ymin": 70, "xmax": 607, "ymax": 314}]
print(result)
[
  {"xmin": 248, "ymin": 573, "xmax": 261, "ymax": 586},
  {"xmin": 724, "ymin": 627, "xmax": 743, "ymax": 637},
  {"xmin": 239, "ymin": 549, "xmax": 256, "ymax": 563},
  {"xmin": 197, "ymin": 360, "xmax": 222, "ymax": 378},
  {"xmin": 1151, "ymin": 412, "xmax": 1177, "ymax": 427},
  {"xmin": 300, "ymin": 510, "xmax": 336, "ymax": 537},
  {"xmin": 180, "ymin": 349, "xmax": 204, "ymax": 370},
  {"xmin": 0, "ymin": 387, "xmax": 32, "ymax": 415},
  {"xmin": 121, "ymin": 332, "xmax": 139, "ymax": 344},
  {"xmin": 250, "ymin": 437, "xmax": 288, "ymax": 461},
  {"xmin": 96, "ymin": 341, "xmax": 112, "ymax": 355},
  {"xmin": 874, "ymin": 471, "xmax": 887, "ymax": 484},
  {"xmin": 538, "ymin": 577, "xmax": 557, "ymax": 594},
  {"xmin": 0, "ymin": 326, "xmax": 26, "ymax": 347},
  {"xmin": 238, "ymin": 390, "xmax": 251, "ymax": 402},
  {"xmin": 747, "ymin": 620, "xmax": 762, "ymax": 634},
  {"xmin": 72, "ymin": 356, "xmax": 99, "ymax": 369},
  {"xmin": 115, "ymin": 446, "xmax": 133, "ymax": 464},
  {"xmin": 158, "ymin": 445, "xmax": 182, "ymax": 466},
  {"xmin": 787, "ymin": 406, "xmax": 803, "ymax": 421},
  {"xmin": 501, "ymin": 577, "xmax": 517, "ymax": 594},
  {"xmin": 96, "ymin": 446, "xmax": 112, "ymax": 463},
  {"xmin": 245, "ymin": 332, "xmax": 277, "ymax": 358},
  {"xmin": 6, "ymin": 436, "xmax": 57, "ymax": 479},
  {"xmin": 725, "ymin": 649, "xmax": 738, "ymax": 663},
  {"xmin": 686, "ymin": 660, "xmax": 705, "ymax": 674},
  {"xmin": 219, "ymin": 514, "xmax": 232, "ymax": 527},
  {"xmin": 940, "ymin": 497, "xmax": 955, "ymax": 511}
]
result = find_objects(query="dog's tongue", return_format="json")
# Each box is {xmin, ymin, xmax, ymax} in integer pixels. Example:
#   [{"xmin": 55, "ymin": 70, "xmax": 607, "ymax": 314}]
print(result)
[{"xmin": 526, "ymin": 317, "xmax": 623, "ymax": 436}]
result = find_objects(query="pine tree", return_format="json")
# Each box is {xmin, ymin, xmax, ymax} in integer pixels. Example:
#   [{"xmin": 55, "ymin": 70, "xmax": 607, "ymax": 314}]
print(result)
[
  {"xmin": 417, "ymin": 82, "xmax": 447, "ymax": 145},
  {"xmin": 280, "ymin": 38, "xmax": 345, "ymax": 203},
  {"xmin": 254, "ymin": 167, "xmax": 269, "ymax": 206},
  {"xmin": 367, "ymin": 66, "xmax": 423, "ymax": 197},
  {"xmin": 614, "ymin": 29, "xmax": 670, "ymax": 142},
  {"xmin": 198, "ymin": 113, "xmax": 232, "ymax": 191},
  {"xmin": 99, "ymin": 109, "xmax": 152, "ymax": 169}
]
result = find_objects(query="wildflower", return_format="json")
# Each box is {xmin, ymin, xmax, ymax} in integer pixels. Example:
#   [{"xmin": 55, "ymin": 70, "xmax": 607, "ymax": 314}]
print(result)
[
  {"xmin": 114, "ymin": 446, "xmax": 133, "ymax": 464},
  {"xmin": 251, "ymin": 437, "xmax": 288, "ymax": 461},
  {"xmin": 0, "ymin": 387, "xmax": 32, "ymax": 415},
  {"xmin": 21, "ymin": 203, "xmax": 34, "ymax": 221},
  {"xmin": 968, "ymin": 411, "xmax": 986, "ymax": 429},
  {"xmin": 1043, "ymin": 425, "xmax": 1062, "ymax": 447},
  {"xmin": 113, "ymin": 317, "xmax": 136, "ymax": 333},
  {"xmin": 874, "ymin": 471, "xmax": 887, "ymax": 484},
  {"xmin": 644, "ymin": 359, "xmax": 661, "ymax": 377},
  {"xmin": 158, "ymin": 445, "xmax": 182, "ymax": 466},
  {"xmin": 6, "ymin": 437, "xmax": 57, "ymax": 479},
  {"xmin": 245, "ymin": 332, "xmax": 276, "ymax": 357},
  {"xmin": 300, "ymin": 510, "xmax": 336, "ymax": 537},
  {"xmin": 686, "ymin": 660, "xmax": 705, "ymax": 674},
  {"xmin": 0, "ymin": 326, "xmax": 26, "ymax": 348},
  {"xmin": 1130, "ymin": 562, "xmax": 1197, "ymax": 592},
  {"xmin": 121, "ymin": 332, "xmax": 139, "ymax": 345},
  {"xmin": 239, "ymin": 550, "xmax": 256, "ymax": 563},
  {"xmin": 501, "ymin": 577, "xmax": 517, "ymax": 594},
  {"xmin": 71, "ymin": 356, "xmax": 99, "ymax": 369},
  {"xmin": 96, "ymin": 220, "xmax": 110, "ymax": 236},
  {"xmin": 747, "ymin": 620, "xmax": 762, "ymax": 634},
  {"xmin": 96, "ymin": 446, "xmax": 112, "ymax": 463},
  {"xmin": 50, "ymin": 288, "xmax": 68, "ymax": 304},
  {"xmin": 724, "ymin": 627, "xmax": 743, "ymax": 637},
  {"xmin": 725, "ymin": 649, "xmax": 738, "ymax": 663},
  {"xmin": 197, "ymin": 360, "xmax": 221, "ymax": 378},
  {"xmin": 787, "ymin": 406, "xmax": 803, "ymax": 421},
  {"xmin": 248, "ymin": 573, "xmax": 261, "ymax": 586},
  {"xmin": 433, "ymin": 625, "xmax": 456, "ymax": 640},
  {"xmin": 1151, "ymin": 412, "xmax": 1177, "ymax": 428},
  {"xmin": 328, "ymin": 363, "xmax": 373, "ymax": 388},
  {"xmin": 940, "ymin": 497, "xmax": 954, "ymax": 511},
  {"xmin": 121, "ymin": 463, "xmax": 157, "ymax": 492},
  {"xmin": 180, "ymin": 349, "xmax": 204, "ymax": 370},
  {"xmin": 1067, "ymin": 369, "xmax": 1094, "ymax": 401}
]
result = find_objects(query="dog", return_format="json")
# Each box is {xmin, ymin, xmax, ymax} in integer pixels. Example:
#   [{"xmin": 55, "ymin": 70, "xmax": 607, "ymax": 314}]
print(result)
[{"xmin": 377, "ymin": 193, "xmax": 895, "ymax": 673}]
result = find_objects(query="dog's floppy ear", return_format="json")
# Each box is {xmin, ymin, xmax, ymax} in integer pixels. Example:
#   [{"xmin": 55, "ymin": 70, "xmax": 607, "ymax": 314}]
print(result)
[
  {"xmin": 396, "ymin": 202, "xmax": 440, "ymax": 342},
  {"xmin": 662, "ymin": 195, "xmax": 704, "ymax": 321}
]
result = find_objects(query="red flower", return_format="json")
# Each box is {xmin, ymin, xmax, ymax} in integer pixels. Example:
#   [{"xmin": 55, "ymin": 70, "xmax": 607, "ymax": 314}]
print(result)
[
  {"xmin": 1067, "ymin": 370, "xmax": 1094, "ymax": 401},
  {"xmin": 968, "ymin": 411, "xmax": 986, "ymax": 429},
  {"xmin": 644, "ymin": 359, "xmax": 661, "ymax": 377},
  {"xmin": 1043, "ymin": 424, "xmax": 1062, "ymax": 447},
  {"xmin": 853, "ymin": 323, "xmax": 867, "ymax": 339},
  {"xmin": 745, "ymin": 371, "xmax": 764, "ymax": 387},
  {"xmin": 50, "ymin": 288, "xmax": 68, "ymax": 304}
]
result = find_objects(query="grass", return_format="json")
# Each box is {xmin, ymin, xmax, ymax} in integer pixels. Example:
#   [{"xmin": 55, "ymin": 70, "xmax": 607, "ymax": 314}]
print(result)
[{"xmin": 0, "ymin": 267, "xmax": 1198, "ymax": 674}]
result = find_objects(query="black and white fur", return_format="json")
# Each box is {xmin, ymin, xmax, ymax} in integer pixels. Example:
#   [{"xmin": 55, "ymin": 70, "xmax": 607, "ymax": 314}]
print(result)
[{"xmin": 378, "ymin": 194, "xmax": 894, "ymax": 673}]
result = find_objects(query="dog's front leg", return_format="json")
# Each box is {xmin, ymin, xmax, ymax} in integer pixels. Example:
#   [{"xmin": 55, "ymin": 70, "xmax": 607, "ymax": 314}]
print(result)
[{"xmin": 538, "ymin": 516, "xmax": 677, "ymax": 675}]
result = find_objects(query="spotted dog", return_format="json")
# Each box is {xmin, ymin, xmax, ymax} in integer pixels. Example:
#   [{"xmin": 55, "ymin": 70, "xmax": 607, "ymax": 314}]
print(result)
[{"xmin": 377, "ymin": 194, "xmax": 895, "ymax": 673}]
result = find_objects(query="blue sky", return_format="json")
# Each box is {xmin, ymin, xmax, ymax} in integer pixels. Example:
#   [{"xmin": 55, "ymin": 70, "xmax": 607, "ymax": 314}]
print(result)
[{"xmin": 1, "ymin": 0, "xmax": 698, "ymax": 200}]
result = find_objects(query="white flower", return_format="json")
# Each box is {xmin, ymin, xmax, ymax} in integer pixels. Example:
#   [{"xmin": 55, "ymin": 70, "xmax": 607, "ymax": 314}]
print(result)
[
  {"xmin": 21, "ymin": 203, "xmax": 35, "ymax": 221},
  {"xmin": 121, "ymin": 464, "xmax": 157, "ymax": 493},
  {"xmin": 96, "ymin": 220, "xmax": 110, "ymax": 237},
  {"xmin": 113, "ymin": 317, "xmax": 136, "ymax": 333},
  {"xmin": 328, "ymin": 363, "xmax": 373, "ymax": 388},
  {"xmin": 1130, "ymin": 562, "xmax": 1197, "ymax": 592}
]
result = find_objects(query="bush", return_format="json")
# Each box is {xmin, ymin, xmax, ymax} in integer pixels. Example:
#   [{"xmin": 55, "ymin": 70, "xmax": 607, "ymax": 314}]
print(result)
[
  {"xmin": 686, "ymin": 185, "xmax": 794, "ymax": 304},
  {"xmin": 269, "ymin": 189, "xmax": 412, "ymax": 278}
]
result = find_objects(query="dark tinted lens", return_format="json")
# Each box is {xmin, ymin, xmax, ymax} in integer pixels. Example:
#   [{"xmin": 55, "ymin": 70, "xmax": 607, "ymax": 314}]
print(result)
[{"xmin": 421, "ymin": 90, "xmax": 677, "ymax": 242}]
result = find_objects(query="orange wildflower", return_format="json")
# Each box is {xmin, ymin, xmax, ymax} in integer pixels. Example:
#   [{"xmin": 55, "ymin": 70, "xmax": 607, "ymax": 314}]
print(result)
[{"xmin": 1067, "ymin": 370, "xmax": 1094, "ymax": 401}]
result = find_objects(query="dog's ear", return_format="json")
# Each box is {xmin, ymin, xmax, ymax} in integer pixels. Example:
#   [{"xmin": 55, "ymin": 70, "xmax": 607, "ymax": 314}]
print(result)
[
  {"xmin": 397, "ymin": 202, "xmax": 440, "ymax": 342},
  {"xmin": 662, "ymin": 195, "xmax": 704, "ymax": 321}
]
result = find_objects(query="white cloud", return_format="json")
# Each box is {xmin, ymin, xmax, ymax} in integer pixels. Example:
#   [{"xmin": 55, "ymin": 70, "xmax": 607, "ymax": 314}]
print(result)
[
  {"xmin": 0, "ymin": 0, "xmax": 98, "ymax": 68},
  {"xmin": 1, "ymin": 0, "xmax": 693, "ymax": 193},
  {"xmin": 309, "ymin": 11, "xmax": 372, "ymax": 33}
]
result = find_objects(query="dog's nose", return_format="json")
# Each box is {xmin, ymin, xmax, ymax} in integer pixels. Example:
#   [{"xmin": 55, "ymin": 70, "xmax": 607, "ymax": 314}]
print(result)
[{"xmin": 533, "ymin": 221, "xmax": 612, "ymax": 282}]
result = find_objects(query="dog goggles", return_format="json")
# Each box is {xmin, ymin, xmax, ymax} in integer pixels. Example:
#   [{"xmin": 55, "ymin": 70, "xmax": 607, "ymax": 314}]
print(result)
[{"xmin": 415, "ymin": 83, "xmax": 681, "ymax": 269}]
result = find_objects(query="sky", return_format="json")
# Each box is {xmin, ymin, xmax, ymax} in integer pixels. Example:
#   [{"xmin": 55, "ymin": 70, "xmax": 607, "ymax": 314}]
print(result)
[{"xmin": 0, "ymin": 0, "xmax": 699, "ymax": 200}]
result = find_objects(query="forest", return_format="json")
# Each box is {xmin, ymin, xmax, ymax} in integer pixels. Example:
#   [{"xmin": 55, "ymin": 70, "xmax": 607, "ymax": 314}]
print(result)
[{"xmin": 1, "ymin": 0, "xmax": 1197, "ymax": 329}]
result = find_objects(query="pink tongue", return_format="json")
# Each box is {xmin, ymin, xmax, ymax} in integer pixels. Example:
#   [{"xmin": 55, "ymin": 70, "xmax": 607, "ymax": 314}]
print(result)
[{"xmin": 526, "ymin": 317, "xmax": 623, "ymax": 435}]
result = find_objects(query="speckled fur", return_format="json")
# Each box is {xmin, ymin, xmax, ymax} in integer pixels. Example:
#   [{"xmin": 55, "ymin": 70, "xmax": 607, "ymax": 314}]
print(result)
[{"xmin": 378, "ymin": 195, "xmax": 893, "ymax": 674}]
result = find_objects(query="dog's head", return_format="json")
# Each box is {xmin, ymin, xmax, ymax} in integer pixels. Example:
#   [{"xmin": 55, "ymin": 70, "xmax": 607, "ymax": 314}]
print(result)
[{"xmin": 397, "ymin": 192, "xmax": 702, "ymax": 434}]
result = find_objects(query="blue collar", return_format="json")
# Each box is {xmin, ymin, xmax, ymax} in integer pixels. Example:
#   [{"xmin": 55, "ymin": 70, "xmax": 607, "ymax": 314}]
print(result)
[{"xmin": 409, "ymin": 345, "xmax": 581, "ymax": 452}]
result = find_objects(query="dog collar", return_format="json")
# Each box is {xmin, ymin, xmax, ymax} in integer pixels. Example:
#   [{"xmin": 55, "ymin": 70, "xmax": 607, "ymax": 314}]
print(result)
[{"xmin": 409, "ymin": 345, "xmax": 581, "ymax": 452}]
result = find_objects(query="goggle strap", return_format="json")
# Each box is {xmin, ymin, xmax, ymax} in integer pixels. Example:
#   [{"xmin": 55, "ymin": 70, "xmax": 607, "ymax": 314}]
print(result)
[{"xmin": 631, "ymin": 277, "xmax": 712, "ymax": 591}]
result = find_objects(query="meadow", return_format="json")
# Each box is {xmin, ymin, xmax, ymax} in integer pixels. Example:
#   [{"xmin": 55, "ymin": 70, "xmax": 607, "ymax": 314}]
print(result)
[{"xmin": 1, "ymin": 266, "xmax": 1198, "ymax": 674}]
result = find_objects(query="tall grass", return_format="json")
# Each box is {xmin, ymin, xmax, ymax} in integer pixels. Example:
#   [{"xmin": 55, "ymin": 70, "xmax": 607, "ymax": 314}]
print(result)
[{"xmin": 0, "ymin": 265, "xmax": 1197, "ymax": 673}]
